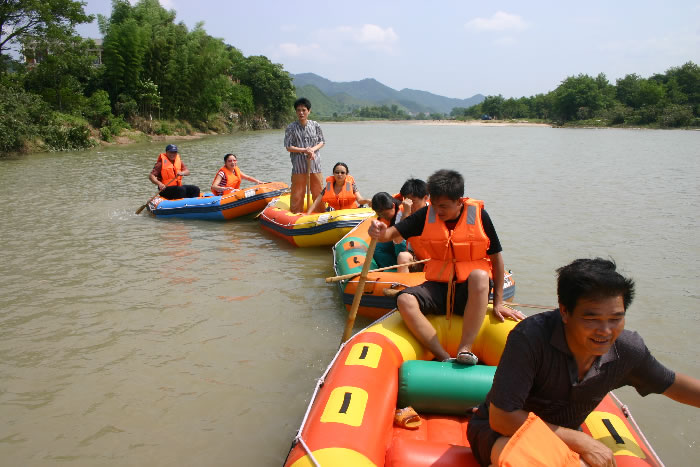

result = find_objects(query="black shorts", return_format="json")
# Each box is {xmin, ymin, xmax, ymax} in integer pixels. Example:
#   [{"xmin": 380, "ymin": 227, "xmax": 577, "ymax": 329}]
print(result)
[
  {"xmin": 160, "ymin": 185, "xmax": 200, "ymax": 200},
  {"xmin": 398, "ymin": 279, "xmax": 493, "ymax": 316},
  {"xmin": 466, "ymin": 407, "xmax": 501, "ymax": 467}
]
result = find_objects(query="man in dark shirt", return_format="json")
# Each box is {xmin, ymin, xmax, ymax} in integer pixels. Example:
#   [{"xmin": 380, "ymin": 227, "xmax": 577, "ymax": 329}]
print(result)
[
  {"xmin": 368, "ymin": 169, "xmax": 524, "ymax": 364},
  {"xmin": 467, "ymin": 258, "xmax": 700, "ymax": 466}
]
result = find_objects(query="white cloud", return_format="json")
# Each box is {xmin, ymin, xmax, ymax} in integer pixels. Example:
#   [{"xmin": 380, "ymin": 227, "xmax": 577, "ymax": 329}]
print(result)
[
  {"xmin": 274, "ymin": 42, "xmax": 326, "ymax": 61},
  {"xmin": 271, "ymin": 23, "xmax": 399, "ymax": 67},
  {"xmin": 317, "ymin": 24, "xmax": 399, "ymax": 53},
  {"xmin": 465, "ymin": 11, "xmax": 528, "ymax": 32}
]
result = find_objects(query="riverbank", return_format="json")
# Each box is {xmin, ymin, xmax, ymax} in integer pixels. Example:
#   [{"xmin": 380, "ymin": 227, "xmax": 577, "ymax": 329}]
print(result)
[
  {"xmin": 351, "ymin": 119, "xmax": 552, "ymax": 127},
  {"xmin": 106, "ymin": 129, "xmax": 210, "ymax": 146},
  {"xmin": 101, "ymin": 119, "xmax": 550, "ymax": 148}
]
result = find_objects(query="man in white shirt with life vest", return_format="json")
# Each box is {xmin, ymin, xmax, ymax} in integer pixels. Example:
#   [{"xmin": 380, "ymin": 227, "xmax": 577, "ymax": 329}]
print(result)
[
  {"xmin": 149, "ymin": 144, "xmax": 200, "ymax": 200},
  {"xmin": 368, "ymin": 169, "xmax": 525, "ymax": 364}
]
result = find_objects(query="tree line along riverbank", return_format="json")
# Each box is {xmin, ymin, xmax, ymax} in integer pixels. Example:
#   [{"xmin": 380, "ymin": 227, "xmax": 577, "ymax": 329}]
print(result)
[{"xmin": 1, "ymin": 0, "xmax": 698, "ymax": 156}]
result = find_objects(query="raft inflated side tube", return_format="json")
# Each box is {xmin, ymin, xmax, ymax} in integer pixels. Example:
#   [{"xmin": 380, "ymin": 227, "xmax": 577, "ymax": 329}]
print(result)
[{"xmin": 397, "ymin": 360, "xmax": 496, "ymax": 415}]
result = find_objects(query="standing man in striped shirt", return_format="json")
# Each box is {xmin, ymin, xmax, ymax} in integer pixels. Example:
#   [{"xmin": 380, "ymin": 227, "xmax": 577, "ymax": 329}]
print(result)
[{"xmin": 284, "ymin": 97, "xmax": 325, "ymax": 213}]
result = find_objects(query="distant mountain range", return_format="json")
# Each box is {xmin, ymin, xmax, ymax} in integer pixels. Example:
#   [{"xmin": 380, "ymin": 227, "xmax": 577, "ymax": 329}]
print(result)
[{"xmin": 291, "ymin": 73, "xmax": 485, "ymax": 116}]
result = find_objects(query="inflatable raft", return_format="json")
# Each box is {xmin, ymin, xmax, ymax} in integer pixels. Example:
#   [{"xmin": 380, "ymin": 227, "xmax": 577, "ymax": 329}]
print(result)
[
  {"xmin": 146, "ymin": 182, "xmax": 288, "ymax": 220},
  {"xmin": 258, "ymin": 195, "xmax": 375, "ymax": 247},
  {"xmin": 283, "ymin": 309, "xmax": 663, "ymax": 467},
  {"xmin": 332, "ymin": 217, "xmax": 516, "ymax": 319}
]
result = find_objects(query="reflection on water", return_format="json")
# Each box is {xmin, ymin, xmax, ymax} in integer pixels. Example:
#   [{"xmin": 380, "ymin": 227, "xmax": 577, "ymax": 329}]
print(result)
[{"xmin": 1, "ymin": 125, "xmax": 698, "ymax": 465}]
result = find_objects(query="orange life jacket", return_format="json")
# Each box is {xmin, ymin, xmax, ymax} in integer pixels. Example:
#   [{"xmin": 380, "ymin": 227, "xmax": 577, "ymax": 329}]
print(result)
[
  {"xmin": 408, "ymin": 198, "xmax": 492, "ymax": 283},
  {"xmin": 158, "ymin": 153, "xmax": 182, "ymax": 186},
  {"xmin": 213, "ymin": 165, "xmax": 242, "ymax": 195},
  {"xmin": 322, "ymin": 174, "xmax": 358, "ymax": 210},
  {"xmin": 499, "ymin": 413, "xmax": 581, "ymax": 466}
]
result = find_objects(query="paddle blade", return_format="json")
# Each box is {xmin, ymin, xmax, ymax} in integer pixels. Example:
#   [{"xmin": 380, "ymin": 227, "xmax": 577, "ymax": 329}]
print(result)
[{"xmin": 135, "ymin": 204, "xmax": 147, "ymax": 214}]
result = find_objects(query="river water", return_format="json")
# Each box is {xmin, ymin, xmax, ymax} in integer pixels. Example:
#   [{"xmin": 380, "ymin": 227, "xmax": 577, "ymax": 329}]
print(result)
[{"xmin": 1, "ymin": 123, "xmax": 698, "ymax": 466}]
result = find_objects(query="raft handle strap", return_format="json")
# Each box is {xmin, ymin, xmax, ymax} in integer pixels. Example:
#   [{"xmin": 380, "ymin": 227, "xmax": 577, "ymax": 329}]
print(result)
[{"xmin": 609, "ymin": 391, "xmax": 665, "ymax": 467}]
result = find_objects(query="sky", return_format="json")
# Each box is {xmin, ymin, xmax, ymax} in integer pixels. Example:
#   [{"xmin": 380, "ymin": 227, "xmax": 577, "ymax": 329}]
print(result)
[{"xmin": 76, "ymin": 0, "xmax": 700, "ymax": 99}]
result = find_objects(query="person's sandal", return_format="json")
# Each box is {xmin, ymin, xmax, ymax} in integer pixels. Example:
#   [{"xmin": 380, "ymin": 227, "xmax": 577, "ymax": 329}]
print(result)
[
  {"xmin": 394, "ymin": 406, "xmax": 421, "ymax": 429},
  {"xmin": 456, "ymin": 350, "xmax": 478, "ymax": 365}
]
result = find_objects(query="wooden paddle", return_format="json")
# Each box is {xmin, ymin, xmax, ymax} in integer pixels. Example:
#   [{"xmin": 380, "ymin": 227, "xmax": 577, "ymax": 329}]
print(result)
[
  {"xmin": 135, "ymin": 176, "xmax": 180, "ymax": 214},
  {"xmin": 492, "ymin": 301, "xmax": 553, "ymax": 310},
  {"xmin": 341, "ymin": 237, "xmax": 377, "ymax": 344},
  {"xmin": 305, "ymin": 154, "xmax": 312, "ymax": 212},
  {"xmin": 326, "ymin": 258, "xmax": 429, "ymax": 283}
]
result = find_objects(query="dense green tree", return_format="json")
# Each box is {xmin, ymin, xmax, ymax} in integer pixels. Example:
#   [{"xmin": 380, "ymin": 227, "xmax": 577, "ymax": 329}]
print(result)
[
  {"xmin": 233, "ymin": 55, "xmax": 296, "ymax": 127},
  {"xmin": 0, "ymin": 0, "xmax": 92, "ymax": 65},
  {"xmin": 0, "ymin": 81, "xmax": 50, "ymax": 152},
  {"xmin": 481, "ymin": 95, "xmax": 505, "ymax": 119},
  {"xmin": 501, "ymin": 97, "xmax": 529, "ymax": 119},
  {"xmin": 552, "ymin": 74, "xmax": 605, "ymax": 122},
  {"xmin": 23, "ymin": 35, "xmax": 98, "ymax": 113}
]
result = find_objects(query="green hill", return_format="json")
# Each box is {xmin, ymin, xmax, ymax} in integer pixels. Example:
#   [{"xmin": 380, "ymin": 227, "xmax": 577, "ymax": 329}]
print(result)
[{"xmin": 292, "ymin": 73, "xmax": 485, "ymax": 116}]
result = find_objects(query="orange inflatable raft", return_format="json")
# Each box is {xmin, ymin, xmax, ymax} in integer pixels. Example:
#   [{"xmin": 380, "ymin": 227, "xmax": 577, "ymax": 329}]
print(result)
[
  {"xmin": 283, "ymin": 309, "xmax": 663, "ymax": 467},
  {"xmin": 332, "ymin": 217, "xmax": 516, "ymax": 319}
]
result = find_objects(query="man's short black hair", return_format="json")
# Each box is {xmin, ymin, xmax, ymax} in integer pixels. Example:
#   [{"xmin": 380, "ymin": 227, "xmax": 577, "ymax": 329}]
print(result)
[
  {"xmin": 400, "ymin": 178, "xmax": 428, "ymax": 199},
  {"xmin": 294, "ymin": 97, "xmax": 311, "ymax": 110},
  {"xmin": 427, "ymin": 169, "xmax": 464, "ymax": 200},
  {"xmin": 557, "ymin": 258, "xmax": 635, "ymax": 312}
]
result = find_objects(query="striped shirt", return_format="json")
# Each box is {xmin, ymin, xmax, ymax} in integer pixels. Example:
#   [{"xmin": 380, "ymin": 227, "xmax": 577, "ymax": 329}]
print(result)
[{"xmin": 284, "ymin": 120, "xmax": 324, "ymax": 174}]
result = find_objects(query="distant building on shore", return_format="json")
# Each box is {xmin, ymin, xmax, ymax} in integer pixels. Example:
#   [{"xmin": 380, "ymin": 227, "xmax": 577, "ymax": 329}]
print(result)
[{"xmin": 22, "ymin": 38, "xmax": 103, "ymax": 68}]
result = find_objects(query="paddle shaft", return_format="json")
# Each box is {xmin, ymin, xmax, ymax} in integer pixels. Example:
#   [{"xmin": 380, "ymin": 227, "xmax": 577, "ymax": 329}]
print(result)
[
  {"xmin": 326, "ymin": 258, "xmax": 429, "ymax": 283},
  {"xmin": 500, "ymin": 301, "xmax": 554, "ymax": 310},
  {"xmin": 341, "ymin": 237, "xmax": 377, "ymax": 344},
  {"xmin": 135, "ymin": 176, "xmax": 180, "ymax": 214},
  {"xmin": 305, "ymin": 155, "xmax": 312, "ymax": 212}
]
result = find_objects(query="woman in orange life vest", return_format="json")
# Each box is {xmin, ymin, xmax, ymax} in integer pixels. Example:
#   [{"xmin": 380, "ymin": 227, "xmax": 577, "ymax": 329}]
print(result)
[
  {"xmin": 149, "ymin": 144, "xmax": 201, "ymax": 200},
  {"xmin": 370, "ymin": 192, "xmax": 413, "ymax": 273},
  {"xmin": 306, "ymin": 162, "xmax": 370, "ymax": 214},
  {"xmin": 210, "ymin": 153, "xmax": 262, "ymax": 196}
]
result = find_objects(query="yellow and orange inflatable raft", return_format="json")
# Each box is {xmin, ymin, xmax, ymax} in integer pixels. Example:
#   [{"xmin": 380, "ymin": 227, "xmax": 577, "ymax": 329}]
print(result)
[
  {"xmin": 258, "ymin": 195, "xmax": 374, "ymax": 247},
  {"xmin": 332, "ymin": 217, "xmax": 516, "ymax": 319},
  {"xmin": 283, "ymin": 309, "xmax": 663, "ymax": 467}
]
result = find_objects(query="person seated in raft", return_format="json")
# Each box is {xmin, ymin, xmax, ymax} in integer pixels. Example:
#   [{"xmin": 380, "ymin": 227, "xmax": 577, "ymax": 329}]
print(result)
[
  {"xmin": 368, "ymin": 169, "xmax": 525, "ymax": 365},
  {"xmin": 370, "ymin": 192, "xmax": 413, "ymax": 274},
  {"xmin": 397, "ymin": 177, "xmax": 430, "ymax": 217},
  {"xmin": 211, "ymin": 153, "xmax": 263, "ymax": 196},
  {"xmin": 396, "ymin": 178, "xmax": 430, "ymax": 272},
  {"xmin": 467, "ymin": 258, "xmax": 700, "ymax": 467},
  {"xmin": 306, "ymin": 162, "xmax": 370, "ymax": 214},
  {"xmin": 149, "ymin": 144, "xmax": 201, "ymax": 200}
]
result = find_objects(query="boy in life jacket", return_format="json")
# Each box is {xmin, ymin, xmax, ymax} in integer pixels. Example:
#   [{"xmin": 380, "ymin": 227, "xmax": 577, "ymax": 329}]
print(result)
[
  {"xmin": 368, "ymin": 169, "xmax": 525, "ymax": 364},
  {"xmin": 149, "ymin": 144, "xmax": 201, "ymax": 200},
  {"xmin": 467, "ymin": 258, "xmax": 700, "ymax": 466},
  {"xmin": 398, "ymin": 178, "xmax": 430, "ymax": 218},
  {"xmin": 397, "ymin": 178, "xmax": 430, "ymax": 271}
]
